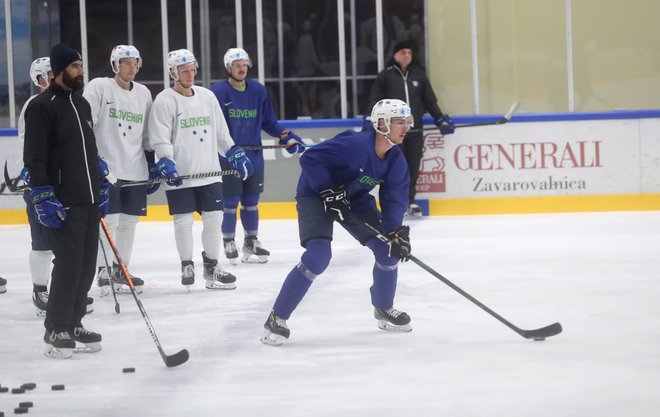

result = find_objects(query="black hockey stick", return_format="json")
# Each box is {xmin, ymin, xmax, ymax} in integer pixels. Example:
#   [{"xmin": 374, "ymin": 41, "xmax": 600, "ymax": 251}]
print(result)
[
  {"xmin": 348, "ymin": 214, "xmax": 562, "ymax": 340},
  {"xmin": 112, "ymin": 169, "xmax": 239, "ymax": 188},
  {"xmin": 242, "ymin": 143, "xmax": 317, "ymax": 151},
  {"xmin": 100, "ymin": 218, "xmax": 189, "ymax": 367},
  {"xmin": 424, "ymin": 101, "xmax": 519, "ymax": 130},
  {"xmin": 3, "ymin": 161, "xmax": 24, "ymax": 192},
  {"xmin": 98, "ymin": 236, "xmax": 120, "ymax": 314}
]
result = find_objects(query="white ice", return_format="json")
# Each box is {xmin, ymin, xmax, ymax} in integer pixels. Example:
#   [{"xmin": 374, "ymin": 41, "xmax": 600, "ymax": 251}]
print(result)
[{"xmin": 1, "ymin": 211, "xmax": 659, "ymax": 417}]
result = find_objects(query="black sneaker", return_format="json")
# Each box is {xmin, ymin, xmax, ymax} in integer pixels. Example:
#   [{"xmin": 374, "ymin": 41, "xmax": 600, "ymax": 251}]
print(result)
[
  {"xmin": 43, "ymin": 329, "xmax": 75, "ymax": 359},
  {"xmin": 260, "ymin": 310, "xmax": 290, "ymax": 346},
  {"xmin": 71, "ymin": 326, "xmax": 102, "ymax": 352},
  {"xmin": 374, "ymin": 307, "xmax": 412, "ymax": 332}
]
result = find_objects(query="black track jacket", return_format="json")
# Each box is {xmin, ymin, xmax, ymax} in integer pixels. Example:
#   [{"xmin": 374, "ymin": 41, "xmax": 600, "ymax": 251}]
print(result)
[{"xmin": 23, "ymin": 83, "xmax": 100, "ymax": 206}]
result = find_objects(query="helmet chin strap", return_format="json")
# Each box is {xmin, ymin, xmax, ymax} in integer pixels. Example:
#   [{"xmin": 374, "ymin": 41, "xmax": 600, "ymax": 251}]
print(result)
[{"xmin": 376, "ymin": 123, "xmax": 397, "ymax": 146}]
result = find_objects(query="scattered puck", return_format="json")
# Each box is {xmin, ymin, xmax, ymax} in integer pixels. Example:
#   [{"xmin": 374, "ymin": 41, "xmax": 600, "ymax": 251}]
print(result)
[
  {"xmin": 20, "ymin": 383, "xmax": 36, "ymax": 390},
  {"xmin": 534, "ymin": 337, "xmax": 546, "ymax": 341},
  {"xmin": 51, "ymin": 384, "xmax": 65, "ymax": 391},
  {"xmin": 14, "ymin": 408, "xmax": 28, "ymax": 414},
  {"xmin": 122, "ymin": 367, "xmax": 136, "ymax": 373},
  {"xmin": 0, "ymin": 387, "xmax": 8, "ymax": 393},
  {"xmin": 11, "ymin": 388, "xmax": 25, "ymax": 394},
  {"xmin": 18, "ymin": 402, "xmax": 33, "ymax": 408}
]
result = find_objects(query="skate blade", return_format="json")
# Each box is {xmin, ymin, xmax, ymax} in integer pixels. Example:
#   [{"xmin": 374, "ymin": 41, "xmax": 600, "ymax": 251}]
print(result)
[
  {"xmin": 226, "ymin": 257, "xmax": 238, "ymax": 265},
  {"xmin": 112, "ymin": 283, "xmax": 143, "ymax": 294},
  {"xmin": 74, "ymin": 342, "xmax": 102, "ymax": 353},
  {"xmin": 43, "ymin": 344, "xmax": 73, "ymax": 359},
  {"xmin": 377, "ymin": 320, "xmax": 412, "ymax": 333},
  {"xmin": 241, "ymin": 254, "xmax": 269, "ymax": 264},
  {"xmin": 205, "ymin": 280, "xmax": 237, "ymax": 290},
  {"xmin": 404, "ymin": 213, "xmax": 423, "ymax": 220},
  {"xmin": 260, "ymin": 330, "xmax": 285, "ymax": 346}
]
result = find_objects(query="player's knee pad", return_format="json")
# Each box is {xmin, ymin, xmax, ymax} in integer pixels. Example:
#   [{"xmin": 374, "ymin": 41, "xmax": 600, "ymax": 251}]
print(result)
[
  {"xmin": 300, "ymin": 239, "xmax": 332, "ymax": 275},
  {"xmin": 104, "ymin": 213, "xmax": 120, "ymax": 229},
  {"xmin": 240, "ymin": 193, "xmax": 260, "ymax": 208},
  {"xmin": 173, "ymin": 213, "xmax": 194, "ymax": 227},
  {"xmin": 201, "ymin": 210, "xmax": 222, "ymax": 230},
  {"xmin": 366, "ymin": 236, "xmax": 398, "ymax": 268},
  {"xmin": 224, "ymin": 196, "xmax": 240, "ymax": 211},
  {"xmin": 117, "ymin": 214, "xmax": 139, "ymax": 232}
]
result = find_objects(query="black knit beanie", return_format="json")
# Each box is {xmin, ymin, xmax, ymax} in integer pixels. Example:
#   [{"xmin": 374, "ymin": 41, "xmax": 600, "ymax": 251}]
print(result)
[{"xmin": 50, "ymin": 43, "xmax": 82, "ymax": 77}]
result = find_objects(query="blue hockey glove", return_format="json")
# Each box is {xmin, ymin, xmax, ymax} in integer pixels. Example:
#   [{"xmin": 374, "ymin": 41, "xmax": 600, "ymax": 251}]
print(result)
[
  {"xmin": 226, "ymin": 145, "xmax": 253, "ymax": 180},
  {"xmin": 29, "ymin": 185, "xmax": 67, "ymax": 228},
  {"xmin": 435, "ymin": 114, "xmax": 455, "ymax": 135},
  {"xmin": 19, "ymin": 166, "xmax": 31, "ymax": 185},
  {"xmin": 99, "ymin": 180, "xmax": 110, "ymax": 218},
  {"xmin": 146, "ymin": 163, "xmax": 161, "ymax": 194},
  {"xmin": 319, "ymin": 185, "xmax": 350, "ymax": 222},
  {"xmin": 387, "ymin": 225, "xmax": 411, "ymax": 262},
  {"xmin": 279, "ymin": 130, "xmax": 306, "ymax": 154},
  {"xmin": 98, "ymin": 155, "xmax": 110, "ymax": 179},
  {"xmin": 156, "ymin": 157, "xmax": 183, "ymax": 187}
]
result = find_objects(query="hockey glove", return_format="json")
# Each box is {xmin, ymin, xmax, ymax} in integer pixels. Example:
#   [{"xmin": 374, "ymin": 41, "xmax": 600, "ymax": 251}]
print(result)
[
  {"xmin": 19, "ymin": 166, "xmax": 31, "ymax": 185},
  {"xmin": 320, "ymin": 185, "xmax": 350, "ymax": 222},
  {"xmin": 98, "ymin": 155, "xmax": 110, "ymax": 179},
  {"xmin": 146, "ymin": 163, "xmax": 161, "ymax": 194},
  {"xmin": 387, "ymin": 225, "xmax": 411, "ymax": 262},
  {"xmin": 226, "ymin": 145, "xmax": 254, "ymax": 180},
  {"xmin": 156, "ymin": 157, "xmax": 183, "ymax": 187},
  {"xmin": 99, "ymin": 180, "xmax": 110, "ymax": 218},
  {"xmin": 435, "ymin": 114, "xmax": 455, "ymax": 135},
  {"xmin": 29, "ymin": 185, "xmax": 67, "ymax": 228},
  {"xmin": 278, "ymin": 130, "xmax": 306, "ymax": 154}
]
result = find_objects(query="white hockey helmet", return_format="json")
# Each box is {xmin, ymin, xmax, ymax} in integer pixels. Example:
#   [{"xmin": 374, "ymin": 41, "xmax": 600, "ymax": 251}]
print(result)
[
  {"xmin": 29, "ymin": 57, "xmax": 51, "ymax": 88},
  {"xmin": 167, "ymin": 49, "xmax": 198, "ymax": 77},
  {"xmin": 223, "ymin": 48, "xmax": 251, "ymax": 69},
  {"xmin": 110, "ymin": 45, "xmax": 142, "ymax": 74},
  {"xmin": 370, "ymin": 99, "xmax": 413, "ymax": 134}
]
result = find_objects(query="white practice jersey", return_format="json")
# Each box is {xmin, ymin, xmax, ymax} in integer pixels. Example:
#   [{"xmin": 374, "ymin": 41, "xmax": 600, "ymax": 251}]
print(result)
[
  {"xmin": 149, "ymin": 87, "xmax": 235, "ymax": 189},
  {"xmin": 83, "ymin": 77, "xmax": 153, "ymax": 181},
  {"xmin": 18, "ymin": 94, "xmax": 39, "ymax": 145}
]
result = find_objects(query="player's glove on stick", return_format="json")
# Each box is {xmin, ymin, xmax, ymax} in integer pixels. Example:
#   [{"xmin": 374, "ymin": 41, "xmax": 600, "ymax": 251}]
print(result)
[
  {"xmin": 435, "ymin": 114, "xmax": 455, "ymax": 135},
  {"xmin": 387, "ymin": 225, "xmax": 411, "ymax": 262},
  {"xmin": 19, "ymin": 166, "xmax": 31, "ymax": 185},
  {"xmin": 99, "ymin": 180, "xmax": 110, "ymax": 218},
  {"xmin": 226, "ymin": 145, "xmax": 254, "ymax": 180},
  {"xmin": 98, "ymin": 155, "xmax": 110, "ymax": 179},
  {"xmin": 320, "ymin": 185, "xmax": 350, "ymax": 222},
  {"xmin": 29, "ymin": 185, "xmax": 67, "ymax": 228},
  {"xmin": 146, "ymin": 162, "xmax": 161, "ymax": 194},
  {"xmin": 278, "ymin": 130, "xmax": 306, "ymax": 154},
  {"xmin": 156, "ymin": 157, "xmax": 183, "ymax": 187}
]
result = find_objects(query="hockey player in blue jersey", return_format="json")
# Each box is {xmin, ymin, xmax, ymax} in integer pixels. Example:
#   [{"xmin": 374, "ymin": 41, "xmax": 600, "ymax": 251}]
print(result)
[
  {"xmin": 261, "ymin": 99, "xmax": 414, "ymax": 346},
  {"xmin": 210, "ymin": 48, "xmax": 305, "ymax": 264}
]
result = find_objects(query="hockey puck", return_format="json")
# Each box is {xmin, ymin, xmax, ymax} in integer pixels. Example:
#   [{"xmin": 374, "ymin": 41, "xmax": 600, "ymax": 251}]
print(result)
[
  {"xmin": 18, "ymin": 402, "xmax": 33, "ymax": 408},
  {"xmin": 14, "ymin": 408, "xmax": 28, "ymax": 414},
  {"xmin": 533, "ymin": 337, "xmax": 546, "ymax": 341},
  {"xmin": 122, "ymin": 367, "xmax": 136, "ymax": 373},
  {"xmin": 51, "ymin": 384, "xmax": 65, "ymax": 391},
  {"xmin": 11, "ymin": 388, "xmax": 24, "ymax": 394},
  {"xmin": 20, "ymin": 383, "xmax": 36, "ymax": 390}
]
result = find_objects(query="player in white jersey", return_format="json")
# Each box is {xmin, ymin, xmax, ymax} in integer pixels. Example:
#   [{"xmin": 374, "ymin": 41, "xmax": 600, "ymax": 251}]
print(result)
[
  {"xmin": 83, "ymin": 45, "xmax": 154, "ymax": 294},
  {"xmin": 149, "ymin": 49, "xmax": 253, "ymax": 290}
]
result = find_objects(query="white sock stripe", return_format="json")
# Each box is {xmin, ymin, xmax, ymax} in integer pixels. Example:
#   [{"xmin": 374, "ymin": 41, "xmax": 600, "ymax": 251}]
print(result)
[
  {"xmin": 296, "ymin": 262, "xmax": 318, "ymax": 282},
  {"xmin": 375, "ymin": 261, "xmax": 398, "ymax": 271}
]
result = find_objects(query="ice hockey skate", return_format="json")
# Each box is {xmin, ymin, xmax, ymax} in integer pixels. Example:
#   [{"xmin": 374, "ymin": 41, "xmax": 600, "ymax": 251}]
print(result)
[
  {"xmin": 242, "ymin": 236, "xmax": 270, "ymax": 264},
  {"xmin": 181, "ymin": 260, "xmax": 195, "ymax": 288},
  {"xmin": 405, "ymin": 203, "xmax": 423, "ymax": 219},
  {"xmin": 223, "ymin": 238, "xmax": 239, "ymax": 265},
  {"xmin": 0, "ymin": 276, "xmax": 6, "ymax": 293},
  {"xmin": 43, "ymin": 329, "xmax": 75, "ymax": 359},
  {"xmin": 374, "ymin": 307, "xmax": 412, "ymax": 332},
  {"xmin": 97, "ymin": 266, "xmax": 112, "ymax": 296},
  {"xmin": 111, "ymin": 264, "xmax": 144, "ymax": 294},
  {"xmin": 202, "ymin": 251, "xmax": 237, "ymax": 290},
  {"xmin": 71, "ymin": 326, "xmax": 102, "ymax": 353},
  {"xmin": 261, "ymin": 310, "xmax": 290, "ymax": 346},
  {"xmin": 32, "ymin": 286, "xmax": 48, "ymax": 317}
]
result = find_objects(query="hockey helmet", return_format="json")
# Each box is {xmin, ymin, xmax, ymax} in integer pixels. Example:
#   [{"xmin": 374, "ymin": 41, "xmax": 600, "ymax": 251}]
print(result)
[
  {"xmin": 110, "ymin": 45, "xmax": 142, "ymax": 74},
  {"xmin": 370, "ymin": 99, "xmax": 413, "ymax": 134},
  {"xmin": 223, "ymin": 48, "xmax": 251, "ymax": 69},
  {"xmin": 29, "ymin": 57, "xmax": 51, "ymax": 88}
]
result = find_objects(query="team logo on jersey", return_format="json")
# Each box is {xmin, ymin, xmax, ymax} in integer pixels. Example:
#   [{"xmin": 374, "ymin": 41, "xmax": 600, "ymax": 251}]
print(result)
[
  {"xmin": 412, "ymin": 80, "xmax": 419, "ymax": 87},
  {"xmin": 180, "ymin": 116, "xmax": 211, "ymax": 129},
  {"xmin": 228, "ymin": 108, "xmax": 257, "ymax": 119},
  {"xmin": 109, "ymin": 108, "xmax": 144, "ymax": 123}
]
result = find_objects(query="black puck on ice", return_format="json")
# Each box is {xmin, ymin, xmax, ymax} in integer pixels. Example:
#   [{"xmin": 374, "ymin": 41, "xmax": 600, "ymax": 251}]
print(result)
[
  {"xmin": 10, "ymin": 388, "xmax": 24, "ymax": 394},
  {"xmin": 20, "ymin": 383, "xmax": 36, "ymax": 390},
  {"xmin": 18, "ymin": 402, "xmax": 33, "ymax": 408},
  {"xmin": 14, "ymin": 408, "xmax": 28, "ymax": 414},
  {"xmin": 51, "ymin": 384, "xmax": 65, "ymax": 391},
  {"xmin": 122, "ymin": 367, "xmax": 135, "ymax": 373}
]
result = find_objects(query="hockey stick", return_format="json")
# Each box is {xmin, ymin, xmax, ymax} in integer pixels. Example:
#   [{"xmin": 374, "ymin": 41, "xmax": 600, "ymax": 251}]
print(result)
[
  {"xmin": 112, "ymin": 169, "xmax": 239, "ymax": 188},
  {"xmin": 100, "ymin": 218, "xmax": 189, "ymax": 367},
  {"xmin": 3, "ymin": 161, "xmax": 24, "ymax": 192},
  {"xmin": 348, "ymin": 214, "xmax": 562, "ymax": 340},
  {"xmin": 98, "ymin": 236, "xmax": 120, "ymax": 314},
  {"xmin": 242, "ymin": 143, "xmax": 317, "ymax": 151},
  {"xmin": 424, "ymin": 101, "xmax": 519, "ymax": 130}
]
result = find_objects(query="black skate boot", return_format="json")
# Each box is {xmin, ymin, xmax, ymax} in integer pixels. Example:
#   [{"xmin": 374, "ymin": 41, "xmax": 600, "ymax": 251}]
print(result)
[
  {"xmin": 405, "ymin": 203, "xmax": 423, "ymax": 219},
  {"xmin": 242, "ymin": 236, "xmax": 270, "ymax": 264},
  {"xmin": 202, "ymin": 251, "xmax": 237, "ymax": 290},
  {"xmin": 181, "ymin": 260, "xmax": 195, "ymax": 287},
  {"xmin": 223, "ymin": 238, "xmax": 239, "ymax": 265},
  {"xmin": 32, "ymin": 285, "xmax": 48, "ymax": 317},
  {"xmin": 112, "ymin": 263, "xmax": 144, "ymax": 294},
  {"xmin": 0, "ymin": 276, "xmax": 6, "ymax": 293},
  {"xmin": 374, "ymin": 307, "xmax": 412, "ymax": 332},
  {"xmin": 260, "ymin": 310, "xmax": 290, "ymax": 346},
  {"xmin": 71, "ymin": 326, "xmax": 102, "ymax": 353},
  {"xmin": 43, "ymin": 329, "xmax": 75, "ymax": 359}
]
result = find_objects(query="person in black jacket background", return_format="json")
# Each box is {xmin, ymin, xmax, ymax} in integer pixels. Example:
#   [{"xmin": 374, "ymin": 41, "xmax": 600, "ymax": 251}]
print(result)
[
  {"xmin": 367, "ymin": 40, "xmax": 455, "ymax": 218},
  {"xmin": 23, "ymin": 44, "xmax": 108, "ymax": 358}
]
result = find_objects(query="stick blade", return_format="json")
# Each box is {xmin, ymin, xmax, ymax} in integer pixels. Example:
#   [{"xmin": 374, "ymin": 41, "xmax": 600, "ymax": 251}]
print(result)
[
  {"xmin": 521, "ymin": 322, "xmax": 562, "ymax": 340},
  {"xmin": 164, "ymin": 349, "xmax": 190, "ymax": 367},
  {"xmin": 500, "ymin": 100, "xmax": 519, "ymax": 122}
]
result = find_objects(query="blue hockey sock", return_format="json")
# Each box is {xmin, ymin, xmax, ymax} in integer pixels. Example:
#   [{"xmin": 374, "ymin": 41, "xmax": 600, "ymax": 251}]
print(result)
[
  {"xmin": 366, "ymin": 237, "xmax": 398, "ymax": 309},
  {"xmin": 222, "ymin": 196, "xmax": 240, "ymax": 237},
  {"xmin": 240, "ymin": 193, "xmax": 260, "ymax": 235}
]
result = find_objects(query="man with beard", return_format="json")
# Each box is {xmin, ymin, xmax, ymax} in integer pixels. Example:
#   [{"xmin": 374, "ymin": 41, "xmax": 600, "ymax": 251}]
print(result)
[{"xmin": 23, "ymin": 43, "xmax": 107, "ymax": 358}]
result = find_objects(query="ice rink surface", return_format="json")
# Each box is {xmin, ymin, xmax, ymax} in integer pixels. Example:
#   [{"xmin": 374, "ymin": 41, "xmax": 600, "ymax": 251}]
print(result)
[{"xmin": 0, "ymin": 211, "xmax": 659, "ymax": 416}]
